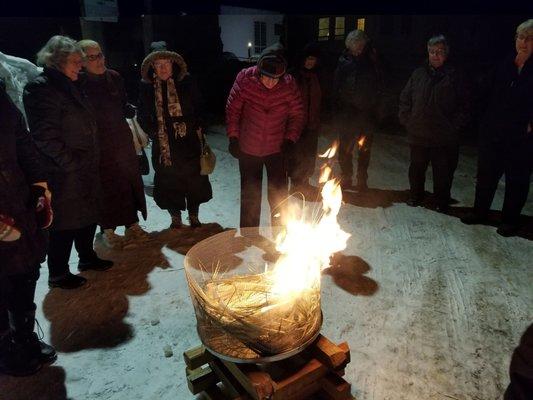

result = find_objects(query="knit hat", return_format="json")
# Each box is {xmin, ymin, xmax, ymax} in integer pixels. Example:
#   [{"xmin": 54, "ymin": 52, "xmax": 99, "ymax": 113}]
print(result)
[
  {"xmin": 257, "ymin": 43, "xmax": 287, "ymax": 79},
  {"xmin": 150, "ymin": 41, "xmax": 168, "ymax": 52}
]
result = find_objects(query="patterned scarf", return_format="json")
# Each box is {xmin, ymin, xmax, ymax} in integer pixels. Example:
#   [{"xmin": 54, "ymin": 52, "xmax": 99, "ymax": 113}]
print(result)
[{"xmin": 154, "ymin": 77, "xmax": 187, "ymax": 166}]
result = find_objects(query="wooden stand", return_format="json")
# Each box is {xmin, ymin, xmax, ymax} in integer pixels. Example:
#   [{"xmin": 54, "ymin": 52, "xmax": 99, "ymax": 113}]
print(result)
[{"xmin": 184, "ymin": 334, "xmax": 355, "ymax": 400}]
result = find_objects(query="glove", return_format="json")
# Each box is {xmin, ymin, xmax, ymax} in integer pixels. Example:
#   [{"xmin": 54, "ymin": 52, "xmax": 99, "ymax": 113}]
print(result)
[
  {"xmin": 280, "ymin": 139, "xmax": 295, "ymax": 155},
  {"xmin": 228, "ymin": 137, "xmax": 241, "ymax": 159},
  {"xmin": 30, "ymin": 183, "xmax": 53, "ymax": 229},
  {"xmin": 0, "ymin": 214, "xmax": 21, "ymax": 242}
]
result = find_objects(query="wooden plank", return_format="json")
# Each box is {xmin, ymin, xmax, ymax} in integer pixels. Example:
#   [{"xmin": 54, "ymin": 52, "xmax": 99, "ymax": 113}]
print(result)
[
  {"xmin": 184, "ymin": 345, "xmax": 212, "ymax": 370},
  {"xmin": 209, "ymin": 358, "xmax": 245, "ymax": 399},
  {"xmin": 274, "ymin": 359, "xmax": 327, "ymax": 399},
  {"xmin": 318, "ymin": 373, "xmax": 351, "ymax": 400},
  {"xmin": 220, "ymin": 359, "xmax": 274, "ymax": 400},
  {"xmin": 203, "ymin": 385, "xmax": 227, "ymax": 400},
  {"xmin": 336, "ymin": 342, "xmax": 351, "ymax": 365},
  {"xmin": 186, "ymin": 365, "xmax": 219, "ymax": 395},
  {"xmin": 310, "ymin": 335, "xmax": 347, "ymax": 370}
]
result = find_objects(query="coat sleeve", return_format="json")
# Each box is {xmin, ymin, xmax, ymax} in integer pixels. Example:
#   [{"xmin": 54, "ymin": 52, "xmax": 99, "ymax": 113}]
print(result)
[
  {"xmin": 225, "ymin": 69, "xmax": 246, "ymax": 139},
  {"xmin": 23, "ymin": 83, "xmax": 81, "ymax": 172},
  {"xmin": 137, "ymin": 81, "xmax": 157, "ymax": 139},
  {"xmin": 114, "ymin": 72, "xmax": 136, "ymax": 119},
  {"xmin": 188, "ymin": 75, "xmax": 207, "ymax": 131},
  {"xmin": 284, "ymin": 79, "xmax": 305, "ymax": 143},
  {"xmin": 398, "ymin": 72, "xmax": 414, "ymax": 127}
]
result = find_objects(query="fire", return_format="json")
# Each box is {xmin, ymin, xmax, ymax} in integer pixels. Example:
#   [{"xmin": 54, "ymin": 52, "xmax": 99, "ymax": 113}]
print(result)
[
  {"xmin": 357, "ymin": 136, "xmax": 366, "ymax": 149},
  {"xmin": 271, "ymin": 143, "xmax": 350, "ymax": 297}
]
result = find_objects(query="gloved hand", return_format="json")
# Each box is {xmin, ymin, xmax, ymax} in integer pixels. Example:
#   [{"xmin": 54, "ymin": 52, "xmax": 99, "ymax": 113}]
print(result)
[
  {"xmin": 0, "ymin": 214, "xmax": 21, "ymax": 242},
  {"xmin": 31, "ymin": 183, "xmax": 53, "ymax": 229},
  {"xmin": 228, "ymin": 137, "xmax": 241, "ymax": 159},
  {"xmin": 280, "ymin": 139, "xmax": 295, "ymax": 155}
]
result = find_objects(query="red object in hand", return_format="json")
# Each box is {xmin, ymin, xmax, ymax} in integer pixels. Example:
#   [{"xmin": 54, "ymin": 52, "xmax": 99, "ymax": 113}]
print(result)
[
  {"xmin": 0, "ymin": 213, "xmax": 21, "ymax": 241},
  {"xmin": 31, "ymin": 186, "xmax": 53, "ymax": 229}
]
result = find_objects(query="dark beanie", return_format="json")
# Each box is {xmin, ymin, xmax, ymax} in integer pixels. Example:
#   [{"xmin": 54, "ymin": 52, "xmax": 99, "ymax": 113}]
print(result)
[
  {"xmin": 150, "ymin": 41, "xmax": 168, "ymax": 52},
  {"xmin": 257, "ymin": 43, "xmax": 287, "ymax": 78}
]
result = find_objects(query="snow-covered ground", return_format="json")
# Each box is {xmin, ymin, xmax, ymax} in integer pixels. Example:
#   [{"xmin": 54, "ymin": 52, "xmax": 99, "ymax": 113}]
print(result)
[{"xmin": 2, "ymin": 125, "xmax": 532, "ymax": 400}]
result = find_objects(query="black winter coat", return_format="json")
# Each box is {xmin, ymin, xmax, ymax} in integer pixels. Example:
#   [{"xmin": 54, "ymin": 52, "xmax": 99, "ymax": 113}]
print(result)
[
  {"xmin": 399, "ymin": 63, "xmax": 469, "ymax": 147},
  {"xmin": 479, "ymin": 54, "xmax": 533, "ymax": 145},
  {"xmin": 137, "ymin": 73, "xmax": 212, "ymax": 210},
  {"xmin": 333, "ymin": 48, "xmax": 384, "ymax": 114},
  {"xmin": 0, "ymin": 85, "xmax": 47, "ymax": 277},
  {"xmin": 80, "ymin": 70, "xmax": 147, "ymax": 228},
  {"xmin": 23, "ymin": 67, "xmax": 100, "ymax": 231}
]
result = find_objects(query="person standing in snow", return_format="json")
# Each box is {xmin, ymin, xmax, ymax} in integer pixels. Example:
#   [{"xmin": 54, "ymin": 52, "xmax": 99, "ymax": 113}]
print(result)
[
  {"xmin": 287, "ymin": 42, "xmax": 322, "ymax": 196},
  {"xmin": 0, "ymin": 78, "xmax": 56, "ymax": 376},
  {"xmin": 77, "ymin": 40, "xmax": 148, "ymax": 248},
  {"xmin": 225, "ymin": 44, "xmax": 304, "ymax": 231},
  {"xmin": 137, "ymin": 49, "xmax": 212, "ymax": 228},
  {"xmin": 23, "ymin": 36, "xmax": 113, "ymax": 290},
  {"xmin": 399, "ymin": 34, "xmax": 470, "ymax": 213},
  {"xmin": 461, "ymin": 19, "xmax": 533, "ymax": 236},
  {"xmin": 333, "ymin": 30, "xmax": 384, "ymax": 192}
]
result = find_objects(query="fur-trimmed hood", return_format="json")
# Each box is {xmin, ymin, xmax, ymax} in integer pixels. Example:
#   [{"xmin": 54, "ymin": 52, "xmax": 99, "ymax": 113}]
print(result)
[{"xmin": 141, "ymin": 50, "xmax": 188, "ymax": 83}]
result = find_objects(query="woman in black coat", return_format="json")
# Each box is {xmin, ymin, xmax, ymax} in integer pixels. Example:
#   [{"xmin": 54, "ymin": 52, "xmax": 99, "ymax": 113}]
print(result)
[
  {"xmin": 137, "ymin": 50, "xmax": 212, "ymax": 228},
  {"xmin": 0, "ymin": 79, "xmax": 55, "ymax": 376},
  {"xmin": 23, "ymin": 35, "xmax": 113, "ymax": 290},
  {"xmin": 78, "ymin": 40, "xmax": 148, "ymax": 248}
]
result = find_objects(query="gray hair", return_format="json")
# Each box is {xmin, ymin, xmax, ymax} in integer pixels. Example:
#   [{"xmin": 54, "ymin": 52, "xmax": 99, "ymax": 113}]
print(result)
[
  {"xmin": 36, "ymin": 35, "xmax": 82, "ymax": 69},
  {"xmin": 77, "ymin": 39, "xmax": 101, "ymax": 54},
  {"xmin": 516, "ymin": 19, "xmax": 533, "ymax": 35},
  {"xmin": 427, "ymin": 34, "xmax": 450, "ymax": 55},
  {"xmin": 345, "ymin": 30, "xmax": 369, "ymax": 50}
]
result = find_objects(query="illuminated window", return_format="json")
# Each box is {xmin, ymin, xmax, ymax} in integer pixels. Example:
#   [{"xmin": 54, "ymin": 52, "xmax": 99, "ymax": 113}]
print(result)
[
  {"xmin": 335, "ymin": 16, "xmax": 345, "ymax": 39},
  {"xmin": 357, "ymin": 18, "xmax": 365, "ymax": 31},
  {"xmin": 318, "ymin": 17, "xmax": 329, "ymax": 41}
]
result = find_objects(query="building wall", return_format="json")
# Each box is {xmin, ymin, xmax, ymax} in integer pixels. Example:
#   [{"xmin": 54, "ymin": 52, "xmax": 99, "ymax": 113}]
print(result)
[{"xmin": 219, "ymin": 6, "xmax": 284, "ymax": 59}]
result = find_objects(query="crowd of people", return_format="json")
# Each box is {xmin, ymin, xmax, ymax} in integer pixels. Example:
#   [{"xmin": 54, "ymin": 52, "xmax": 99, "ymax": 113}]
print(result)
[{"xmin": 0, "ymin": 19, "xmax": 531, "ymax": 396}]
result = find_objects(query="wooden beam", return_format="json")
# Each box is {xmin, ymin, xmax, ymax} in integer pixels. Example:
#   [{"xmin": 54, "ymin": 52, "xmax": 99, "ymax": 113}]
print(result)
[
  {"xmin": 186, "ymin": 365, "xmax": 219, "ymax": 395},
  {"xmin": 310, "ymin": 335, "xmax": 347, "ymax": 370},
  {"xmin": 184, "ymin": 345, "xmax": 212, "ymax": 370}
]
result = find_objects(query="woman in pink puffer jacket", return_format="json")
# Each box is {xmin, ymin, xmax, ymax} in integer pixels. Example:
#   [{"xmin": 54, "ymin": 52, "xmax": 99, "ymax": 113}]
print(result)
[{"xmin": 225, "ymin": 45, "xmax": 304, "ymax": 231}]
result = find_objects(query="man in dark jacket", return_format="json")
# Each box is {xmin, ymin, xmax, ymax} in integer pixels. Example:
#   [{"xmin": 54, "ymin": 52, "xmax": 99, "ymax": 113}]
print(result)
[
  {"xmin": 288, "ymin": 43, "xmax": 322, "ymax": 196},
  {"xmin": 0, "ymin": 78, "xmax": 56, "ymax": 376},
  {"xmin": 461, "ymin": 19, "xmax": 533, "ymax": 236},
  {"xmin": 334, "ymin": 30, "xmax": 384, "ymax": 192},
  {"xmin": 225, "ymin": 44, "xmax": 304, "ymax": 231},
  {"xmin": 399, "ymin": 35, "xmax": 469, "ymax": 212}
]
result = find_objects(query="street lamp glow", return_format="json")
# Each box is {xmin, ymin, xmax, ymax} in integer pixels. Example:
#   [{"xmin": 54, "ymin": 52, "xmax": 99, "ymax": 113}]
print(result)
[{"xmin": 248, "ymin": 42, "xmax": 252, "ymax": 48}]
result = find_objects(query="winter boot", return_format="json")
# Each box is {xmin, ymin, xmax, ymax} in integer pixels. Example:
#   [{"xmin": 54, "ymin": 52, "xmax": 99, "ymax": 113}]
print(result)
[
  {"xmin": 10, "ymin": 312, "xmax": 56, "ymax": 365},
  {"xmin": 170, "ymin": 213, "xmax": 183, "ymax": 229},
  {"xmin": 0, "ymin": 330, "xmax": 41, "ymax": 376},
  {"xmin": 189, "ymin": 214, "xmax": 202, "ymax": 228},
  {"xmin": 48, "ymin": 272, "xmax": 87, "ymax": 289},
  {"xmin": 124, "ymin": 223, "xmax": 151, "ymax": 242},
  {"xmin": 102, "ymin": 229, "xmax": 124, "ymax": 249},
  {"xmin": 78, "ymin": 255, "xmax": 114, "ymax": 272}
]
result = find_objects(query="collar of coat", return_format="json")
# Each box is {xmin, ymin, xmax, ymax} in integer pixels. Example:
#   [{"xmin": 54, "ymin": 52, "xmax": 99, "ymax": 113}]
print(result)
[
  {"xmin": 42, "ymin": 67, "xmax": 94, "ymax": 112},
  {"xmin": 141, "ymin": 50, "xmax": 189, "ymax": 83}
]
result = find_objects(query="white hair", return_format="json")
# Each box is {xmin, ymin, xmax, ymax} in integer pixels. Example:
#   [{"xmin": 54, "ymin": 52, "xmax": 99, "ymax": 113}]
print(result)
[
  {"xmin": 516, "ymin": 19, "xmax": 533, "ymax": 35},
  {"xmin": 36, "ymin": 35, "xmax": 82, "ymax": 69},
  {"xmin": 345, "ymin": 30, "xmax": 369, "ymax": 50},
  {"xmin": 427, "ymin": 34, "xmax": 450, "ymax": 55}
]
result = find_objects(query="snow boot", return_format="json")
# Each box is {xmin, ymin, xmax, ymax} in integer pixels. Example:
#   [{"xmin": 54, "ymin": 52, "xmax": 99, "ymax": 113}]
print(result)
[
  {"xmin": 189, "ymin": 214, "xmax": 202, "ymax": 228},
  {"xmin": 170, "ymin": 213, "xmax": 183, "ymax": 229},
  {"xmin": 10, "ymin": 311, "xmax": 56, "ymax": 365},
  {"xmin": 0, "ymin": 330, "xmax": 41, "ymax": 377},
  {"xmin": 48, "ymin": 272, "xmax": 87, "ymax": 289},
  {"xmin": 78, "ymin": 255, "xmax": 113, "ymax": 272}
]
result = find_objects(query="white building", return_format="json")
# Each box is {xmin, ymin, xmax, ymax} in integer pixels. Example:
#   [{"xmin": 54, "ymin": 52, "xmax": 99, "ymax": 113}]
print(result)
[{"xmin": 218, "ymin": 5, "xmax": 284, "ymax": 60}]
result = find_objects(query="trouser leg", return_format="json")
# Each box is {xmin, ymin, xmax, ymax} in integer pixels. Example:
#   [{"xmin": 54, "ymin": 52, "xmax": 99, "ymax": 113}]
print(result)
[
  {"xmin": 408, "ymin": 145, "xmax": 431, "ymax": 200},
  {"xmin": 265, "ymin": 152, "xmax": 288, "ymax": 226},
  {"xmin": 430, "ymin": 146, "xmax": 453, "ymax": 206},
  {"xmin": 74, "ymin": 224, "xmax": 97, "ymax": 262},
  {"xmin": 47, "ymin": 229, "xmax": 76, "ymax": 280},
  {"xmin": 239, "ymin": 153, "xmax": 264, "ymax": 228},
  {"xmin": 356, "ymin": 131, "xmax": 374, "ymax": 186},
  {"xmin": 473, "ymin": 144, "xmax": 504, "ymax": 215},
  {"xmin": 502, "ymin": 140, "xmax": 533, "ymax": 225}
]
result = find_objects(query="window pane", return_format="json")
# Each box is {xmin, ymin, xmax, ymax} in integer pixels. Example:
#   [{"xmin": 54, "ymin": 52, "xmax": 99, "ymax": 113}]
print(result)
[
  {"xmin": 319, "ymin": 17, "xmax": 329, "ymax": 30},
  {"xmin": 335, "ymin": 17, "xmax": 345, "ymax": 29},
  {"xmin": 357, "ymin": 18, "xmax": 365, "ymax": 31}
]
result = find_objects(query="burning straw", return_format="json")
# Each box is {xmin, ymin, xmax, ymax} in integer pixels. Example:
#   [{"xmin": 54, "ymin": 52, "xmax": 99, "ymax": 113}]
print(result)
[{"xmin": 184, "ymin": 142, "xmax": 349, "ymax": 360}]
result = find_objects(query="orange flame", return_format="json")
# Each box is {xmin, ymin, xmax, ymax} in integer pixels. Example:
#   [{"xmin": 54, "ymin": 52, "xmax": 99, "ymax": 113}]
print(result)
[
  {"xmin": 357, "ymin": 136, "xmax": 366, "ymax": 149},
  {"xmin": 271, "ymin": 144, "xmax": 350, "ymax": 297}
]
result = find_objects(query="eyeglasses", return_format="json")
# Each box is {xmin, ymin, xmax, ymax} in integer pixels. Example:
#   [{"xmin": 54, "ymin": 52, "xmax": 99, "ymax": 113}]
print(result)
[
  {"xmin": 515, "ymin": 34, "xmax": 533, "ymax": 42},
  {"xmin": 86, "ymin": 53, "xmax": 104, "ymax": 61},
  {"xmin": 428, "ymin": 49, "xmax": 447, "ymax": 56}
]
